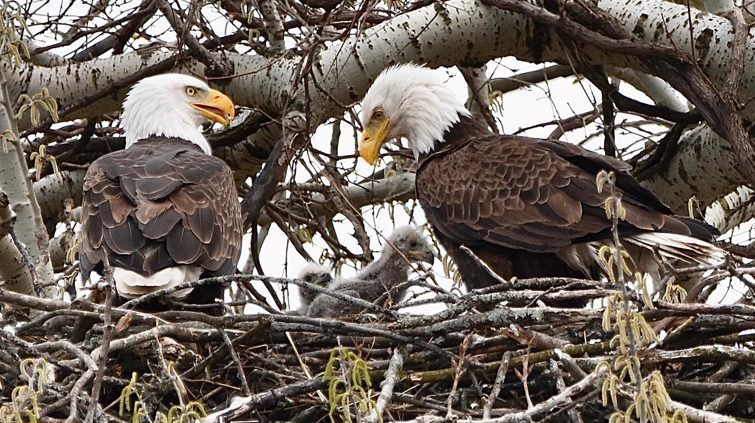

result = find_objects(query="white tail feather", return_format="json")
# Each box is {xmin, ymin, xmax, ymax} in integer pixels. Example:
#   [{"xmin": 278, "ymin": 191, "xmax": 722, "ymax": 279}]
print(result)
[
  {"xmin": 625, "ymin": 233, "xmax": 725, "ymax": 266},
  {"xmin": 557, "ymin": 233, "xmax": 725, "ymax": 284},
  {"xmin": 113, "ymin": 266, "xmax": 201, "ymax": 299}
]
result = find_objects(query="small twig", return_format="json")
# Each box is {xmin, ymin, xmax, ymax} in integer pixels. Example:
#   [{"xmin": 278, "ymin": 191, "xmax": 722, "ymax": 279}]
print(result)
[
  {"xmin": 550, "ymin": 359, "xmax": 583, "ymax": 423},
  {"xmin": 556, "ymin": 349, "xmax": 588, "ymax": 380},
  {"xmin": 606, "ymin": 172, "xmax": 644, "ymax": 390},
  {"xmin": 633, "ymin": 122, "xmax": 687, "ymax": 181},
  {"xmin": 500, "ymin": 324, "xmax": 570, "ymax": 350},
  {"xmin": 446, "ymin": 335, "xmax": 472, "ymax": 418},
  {"xmin": 35, "ymin": 340, "xmax": 96, "ymax": 371},
  {"xmin": 601, "ymin": 77, "xmax": 617, "ymax": 158},
  {"xmin": 156, "ymin": 0, "xmax": 231, "ymax": 77},
  {"xmin": 220, "ymin": 328, "xmax": 251, "ymax": 396},
  {"xmin": 483, "ymin": 351, "xmax": 510, "ymax": 419},
  {"xmin": 460, "ymin": 245, "xmax": 508, "ymax": 284},
  {"xmin": 473, "ymin": 365, "xmax": 607, "ymax": 423},
  {"xmin": 514, "ymin": 349, "xmax": 534, "ymax": 409},
  {"xmin": 181, "ymin": 320, "xmax": 272, "ymax": 379},
  {"xmin": 365, "ymin": 346, "xmax": 404, "ymax": 423},
  {"xmin": 205, "ymin": 378, "xmax": 328, "ymax": 421},
  {"xmin": 705, "ymin": 368, "xmax": 755, "ymax": 412},
  {"xmin": 85, "ymin": 251, "xmax": 115, "ymax": 423},
  {"xmin": 546, "ymin": 106, "xmax": 602, "ymax": 139},
  {"xmin": 490, "ymin": 64, "xmax": 575, "ymax": 93},
  {"xmin": 66, "ymin": 368, "xmax": 95, "ymax": 423}
]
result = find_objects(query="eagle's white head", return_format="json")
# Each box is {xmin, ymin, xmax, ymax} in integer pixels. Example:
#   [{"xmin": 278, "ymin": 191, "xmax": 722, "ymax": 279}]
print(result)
[
  {"xmin": 359, "ymin": 64, "xmax": 469, "ymax": 164},
  {"xmin": 121, "ymin": 74, "xmax": 236, "ymax": 154}
]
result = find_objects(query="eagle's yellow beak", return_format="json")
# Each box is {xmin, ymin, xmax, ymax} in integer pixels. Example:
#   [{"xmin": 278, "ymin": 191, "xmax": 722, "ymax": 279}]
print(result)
[
  {"xmin": 359, "ymin": 117, "xmax": 392, "ymax": 165},
  {"xmin": 192, "ymin": 89, "xmax": 236, "ymax": 126}
]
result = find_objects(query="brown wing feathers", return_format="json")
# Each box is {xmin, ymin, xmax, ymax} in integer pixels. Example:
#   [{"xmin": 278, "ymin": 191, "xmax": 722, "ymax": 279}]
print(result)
[
  {"xmin": 417, "ymin": 132, "xmax": 717, "ymax": 255},
  {"xmin": 80, "ymin": 138, "xmax": 242, "ymax": 281}
]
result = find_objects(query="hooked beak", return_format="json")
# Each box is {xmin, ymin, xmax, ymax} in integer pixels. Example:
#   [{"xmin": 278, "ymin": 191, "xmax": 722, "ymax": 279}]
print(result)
[
  {"xmin": 191, "ymin": 89, "xmax": 236, "ymax": 127},
  {"xmin": 359, "ymin": 117, "xmax": 392, "ymax": 165},
  {"xmin": 409, "ymin": 247, "xmax": 435, "ymax": 265}
]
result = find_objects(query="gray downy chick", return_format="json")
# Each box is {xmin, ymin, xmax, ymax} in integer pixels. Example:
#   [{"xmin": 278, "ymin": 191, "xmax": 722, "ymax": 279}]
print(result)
[
  {"xmin": 295, "ymin": 262, "xmax": 333, "ymax": 315},
  {"xmin": 307, "ymin": 226, "xmax": 434, "ymax": 318}
]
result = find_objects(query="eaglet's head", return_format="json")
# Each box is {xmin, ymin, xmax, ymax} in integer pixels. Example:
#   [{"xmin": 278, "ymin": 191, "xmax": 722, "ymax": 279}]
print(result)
[
  {"xmin": 384, "ymin": 226, "xmax": 435, "ymax": 265},
  {"xmin": 297, "ymin": 262, "xmax": 333, "ymax": 302},
  {"xmin": 121, "ymin": 74, "xmax": 236, "ymax": 154},
  {"xmin": 297, "ymin": 262, "xmax": 333, "ymax": 287},
  {"xmin": 359, "ymin": 64, "xmax": 469, "ymax": 164}
]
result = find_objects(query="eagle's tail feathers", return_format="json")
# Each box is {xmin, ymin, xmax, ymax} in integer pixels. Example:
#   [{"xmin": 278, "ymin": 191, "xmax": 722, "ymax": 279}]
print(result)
[
  {"xmin": 113, "ymin": 266, "xmax": 201, "ymax": 299},
  {"xmin": 625, "ymin": 233, "xmax": 725, "ymax": 267}
]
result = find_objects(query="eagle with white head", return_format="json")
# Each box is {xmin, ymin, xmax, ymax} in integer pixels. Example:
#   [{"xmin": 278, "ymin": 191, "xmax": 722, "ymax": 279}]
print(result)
[
  {"xmin": 358, "ymin": 64, "xmax": 723, "ymax": 290},
  {"xmin": 80, "ymin": 74, "xmax": 242, "ymax": 307}
]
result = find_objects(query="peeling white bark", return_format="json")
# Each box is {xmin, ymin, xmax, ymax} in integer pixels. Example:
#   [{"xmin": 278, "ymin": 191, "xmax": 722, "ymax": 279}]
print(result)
[{"xmin": 705, "ymin": 186, "xmax": 755, "ymax": 233}]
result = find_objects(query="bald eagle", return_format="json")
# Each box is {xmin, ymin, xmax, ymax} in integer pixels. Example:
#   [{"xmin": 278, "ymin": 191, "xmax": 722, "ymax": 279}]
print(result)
[
  {"xmin": 358, "ymin": 65, "xmax": 721, "ymax": 291},
  {"xmin": 80, "ymin": 74, "xmax": 242, "ymax": 308},
  {"xmin": 307, "ymin": 226, "xmax": 434, "ymax": 318}
]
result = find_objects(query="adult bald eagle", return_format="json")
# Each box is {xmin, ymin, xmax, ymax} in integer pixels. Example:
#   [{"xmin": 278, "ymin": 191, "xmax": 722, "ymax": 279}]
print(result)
[
  {"xmin": 80, "ymin": 74, "xmax": 242, "ymax": 307},
  {"xmin": 358, "ymin": 65, "xmax": 721, "ymax": 290}
]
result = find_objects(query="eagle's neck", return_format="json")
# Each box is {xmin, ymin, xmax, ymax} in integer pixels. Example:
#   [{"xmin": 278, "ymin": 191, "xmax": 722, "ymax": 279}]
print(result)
[
  {"xmin": 418, "ymin": 114, "xmax": 488, "ymax": 161},
  {"xmin": 131, "ymin": 136, "xmax": 205, "ymax": 152},
  {"xmin": 122, "ymin": 105, "xmax": 212, "ymax": 154},
  {"xmin": 444, "ymin": 114, "xmax": 489, "ymax": 145}
]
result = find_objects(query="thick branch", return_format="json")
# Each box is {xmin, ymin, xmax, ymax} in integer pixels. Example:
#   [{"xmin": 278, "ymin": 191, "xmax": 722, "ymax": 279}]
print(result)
[{"xmin": 15, "ymin": 0, "xmax": 755, "ymax": 205}]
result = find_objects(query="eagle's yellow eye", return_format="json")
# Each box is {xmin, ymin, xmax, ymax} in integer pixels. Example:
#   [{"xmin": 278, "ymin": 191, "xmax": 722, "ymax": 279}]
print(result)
[
  {"xmin": 372, "ymin": 108, "xmax": 384, "ymax": 120},
  {"xmin": 185, "ymin": 87, "xmax": 198, "ymax": 97}
]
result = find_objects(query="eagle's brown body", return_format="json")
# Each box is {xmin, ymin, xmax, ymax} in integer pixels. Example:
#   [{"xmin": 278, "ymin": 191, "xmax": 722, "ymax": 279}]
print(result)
[
  {"xmin": 80, "ymin": 137, "xmax": 242, "ymax": 305},
  {"xmin": 416, "ymin": 116, "xmax": 717, "ymax": 290}
]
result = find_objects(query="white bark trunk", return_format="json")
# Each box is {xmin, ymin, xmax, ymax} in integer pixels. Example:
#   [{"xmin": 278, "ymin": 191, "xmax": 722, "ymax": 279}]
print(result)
[
  {"xmin": 0, "ymin": 192, "xmax": 33, "ymax": 293},
  {"xmin": 0, "ymin": 235, "xmax": 33, "ymax": 293},
  {"xmin": 34, "ymin": 170, "xmax": 85, "ymax": 224},
  {"xmin": 0, "ymin": 68, "xmax": 52, "ymax": 295},
  {"xmin": 10, "ymin": 0, "xmax": 753, "ymax": 215},
  {"xmin": 19, "ymin": 0, "xmax": 749, "ymax": 121},
  {"xmin": 639, "ymin": 125, "xmax": 741, "ymax": 213}
]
